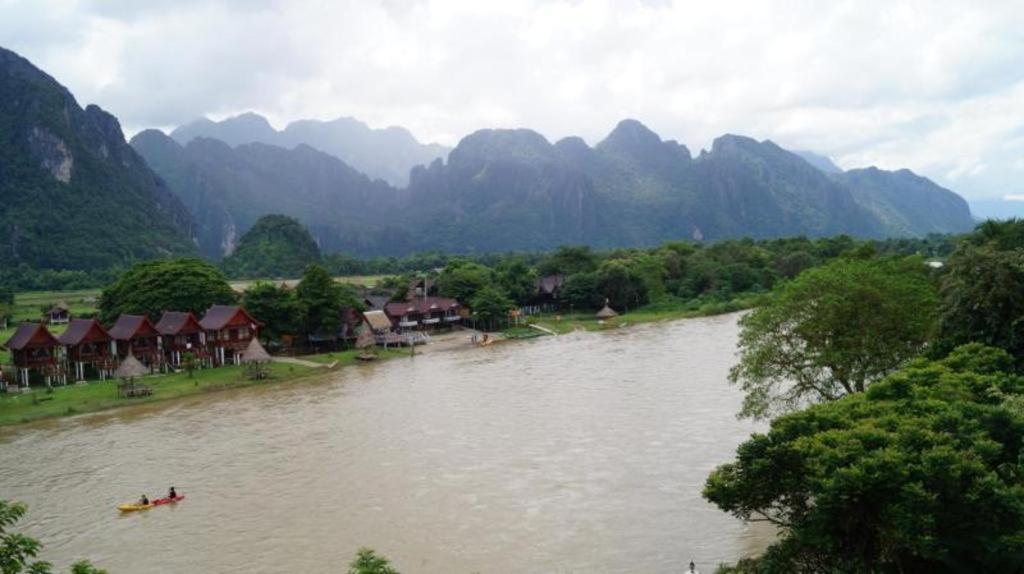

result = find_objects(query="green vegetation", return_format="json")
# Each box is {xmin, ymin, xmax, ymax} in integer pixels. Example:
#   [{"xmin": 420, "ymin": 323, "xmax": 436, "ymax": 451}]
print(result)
[
  {"xmin": 294, "ymin": 264, "xmax": 361, "ymax": 340},
  {"xmin": 706, "ymin": 345, "xmax": 1024, "ymax": 571},
  {"xmin": 1, "ymin": 499, "xmax": 106, "ymax": 573},
  {"xmin": 708, "ymin": 219, "xmax": 1024, "ymax": 571},
  {"xmin": 729, "ymin": 255, "xmax": 939, "ymax": 419},
  {"xmin": 221, "ymin": 215, "xmax": 322, "ymax": 279},
  {"xmin": 348, "ymin": 548, "xmax": 400, "ymax": 574},
  {"xmin": 98, "ymin": 258, "xmax": 236, "ymax": 322}
]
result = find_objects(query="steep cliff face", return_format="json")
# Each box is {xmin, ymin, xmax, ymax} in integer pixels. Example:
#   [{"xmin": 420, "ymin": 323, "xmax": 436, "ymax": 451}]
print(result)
[
  {"xmin": 0, "ymin": 47, "xmax": 195, "ymax": 271},
  {"xmin": 131, "ymin": 130, "xmax": 408, "ymax": 258}
]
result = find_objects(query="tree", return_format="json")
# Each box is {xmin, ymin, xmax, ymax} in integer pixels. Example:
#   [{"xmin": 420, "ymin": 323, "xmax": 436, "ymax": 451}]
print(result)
[
  {"xmin": 242, "ymin": 282, "xmax": 302, "ymax": 342},
  {"xmin": 295, "ymin": 264, "xmax": 344, "ymax": 339},
  {"xmin": 705, "ymin": 345, "xmax": 1024, "ymax": 572},
  {"xmin": 470, "ymin": 287, "xmax": 515, "ymax": 331},
  {"xmin": 560, "ymin": 272, "xmax": 603, "ymax": 310},
  {"xmin": 536, "ymin": 245, "xmax": 599, "ymax": 276},
  {"xmin": 436, "ymin": 261, "xmax": 492, "ymax": 303},
  {"xmin": 730, "ymin": 256, "xmax": 938, "ymax": 419},
  {"xmin": 936, "ymin": 243, "xmax": 1024, "ymax": 363},
  {"xmin": 495, "ymin": 259, "xmax": 538, "ymax": 305},
  {"xmin": 1, "ymin": 499, "xmax": 105, "ymax": 574},
  {"xmin": 181, "ymin": 352, "xmax": 198, "ymax": 379},
  {"xmin": 595, "ymin": 260, "xmax": 648, "ymax": 311},
  {"xmin": 348, "ymin": 548, "xmax": 399, "ymax": 574},
  {"xmin": 98, "ymin": 258, "xmax": 236, "ymax": 323}
]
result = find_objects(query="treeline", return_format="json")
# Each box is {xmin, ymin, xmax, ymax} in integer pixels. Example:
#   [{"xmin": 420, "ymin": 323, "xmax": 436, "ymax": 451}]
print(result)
[{"xmin": 708, "ymin": 219, "xmax": 1024, "ymax": 572}]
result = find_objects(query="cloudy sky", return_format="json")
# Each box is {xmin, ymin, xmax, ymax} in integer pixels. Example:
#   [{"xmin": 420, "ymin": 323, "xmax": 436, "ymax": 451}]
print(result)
[{"xmin": 3, "ymin": 0, "xmax": 1023, "ymax": 209}]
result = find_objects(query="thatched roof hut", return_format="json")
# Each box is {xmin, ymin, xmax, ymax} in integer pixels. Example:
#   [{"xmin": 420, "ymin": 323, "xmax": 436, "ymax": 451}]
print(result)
[
  {"xmin": 596, "ymin": 300, "xmax": 619, "ymax": 320},
  {"xmin": 114, "ymin": 355, "xmax": 149, "ymax": 379},
  {"xmin": 241, "ymin": 338, "xmax": 271, "ymax": 363}
]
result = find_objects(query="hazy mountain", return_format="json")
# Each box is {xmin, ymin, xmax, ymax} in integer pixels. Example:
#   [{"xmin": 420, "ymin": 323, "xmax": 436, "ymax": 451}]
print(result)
[
  {"xmin": 170, "ymin": 113, "xmax": 449, "ymax": 187},
  {"xmin": 0, "ymin": 46, "xmax": 195, "ymax": 272},
  {"xmin": 139, "ymin": 117, "xmax": 974, "ymax": 259},
  {"xmin": 130, "ymin": 130, "xmax": 410, "ymax": 259},
  {"xmin": 793, "ymin": 150, "xmax": 844, "ymax": 174}
]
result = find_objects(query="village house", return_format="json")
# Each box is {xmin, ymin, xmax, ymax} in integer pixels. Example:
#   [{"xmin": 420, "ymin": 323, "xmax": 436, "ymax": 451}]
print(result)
[
  {"xmin": 45, "ymin": 301, "xmax": 70, "ymax": 325},
  {"xmin": 108, "ymin": 314, "xmax": 162, "ymax": 367},
  {"xmin": 155, "ymin": 311, "xmax": 207, "ymax": 367},
  {"xmin": 199, "ymin": 305, "xmax": 260, "ymax": 366},
  {"xmin": 384, "ymin": 296, "xmax": 463, "ymax": 332},
  {"xmin": 58, "ymin": 318, "xmax": 114, "ymax": 382},
  {"xmin": 2, "ymin": 322, "xmax": 62, "ymax": 386},
  {"xmin": 533, "ymin": 274, "xmax": 565, "ymax": 310}
]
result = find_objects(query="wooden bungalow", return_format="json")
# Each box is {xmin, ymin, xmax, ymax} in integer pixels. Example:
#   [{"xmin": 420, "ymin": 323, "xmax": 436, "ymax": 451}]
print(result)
[
  {"xmin": 108, "ymin": 314, "xmax": 162, "ymax": 368},
  {"xmin": 3, "ymin": 322, "xmax": 62, "ymax": 386},
  {"xmin": 533, "ymin": 274, "xmax": 565, "ymax": 310},
  {"xmin": 384, "ymin": 297, "xmax": 462, "ymax": 332},
  {"xmin": 58, "ymin": 318, "xmax": 114, "ymax": 381},
  {"xmin": 155, "ymin": 311, "xmax": 207, "ymax": 368},
  {"xmin": 46, "ymin": 301, "xmax": 70, "ymax": 325},
  {"xmin": 199, "ymin": 305, "xmax": 260, "ymax": 366}
]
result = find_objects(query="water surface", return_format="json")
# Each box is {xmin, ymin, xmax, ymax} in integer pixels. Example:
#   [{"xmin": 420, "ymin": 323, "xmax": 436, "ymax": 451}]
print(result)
[{"xmin": 0, "ymin": 313, "xmax": 770, "ymax": 573}]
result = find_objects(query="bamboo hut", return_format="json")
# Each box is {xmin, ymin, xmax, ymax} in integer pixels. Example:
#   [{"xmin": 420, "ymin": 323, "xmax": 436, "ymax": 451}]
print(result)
[
  {"xmin": 240, "ymin": 338, "xmax": 271, "ymax": 364},
  {"xmin": 596, "ymin": 300, "xmax": 619, "ymax": 320}
]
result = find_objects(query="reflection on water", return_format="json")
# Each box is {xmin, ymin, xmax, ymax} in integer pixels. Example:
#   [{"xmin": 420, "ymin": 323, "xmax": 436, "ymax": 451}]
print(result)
[{"xmin": 0, "ymin": 313, "xmax": 772, "ymax": 573}]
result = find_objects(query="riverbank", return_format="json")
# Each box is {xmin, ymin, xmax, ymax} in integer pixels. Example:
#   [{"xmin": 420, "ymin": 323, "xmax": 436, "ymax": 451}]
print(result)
[
  {"xmin": 0, "ymin": 294, "xmax": 760, "ymax": 428},
  {"xmin": 527, "ymin": 292, "xmax": 764, "ymax": 334},
  {"xmin": 0, "ymin": 348, "xmax": 409, "ymax": 428}
]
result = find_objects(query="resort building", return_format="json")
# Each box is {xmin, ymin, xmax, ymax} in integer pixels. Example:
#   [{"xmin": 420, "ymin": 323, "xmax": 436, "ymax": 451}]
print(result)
[
  {"xmin": 58, "ymin": 319, "xmax": 114, "ymax": 382},
  {"xmin": 533, "ymin": 274, "xmax": 565, "ymax": 310},
  {"xmin": 108, "ymin": 314, "xmax": 162, "ymax": 368},
  {"xmin": 155, "ymin": 311, "xmax": 207, "ymax": 367},
  {"xmin": 384, "ymin": 296, "xmax": 462, "ymax": 331},
  {"xmin": 199, "ymin": 305, "xmax": 260, "ymax": 366},
  {"xmin": 45, "ymin": 301, "xmax": 70, "ymax": 325},
  {"xmin": 3, "ymin": 322, "xmax": 62, "ymax": 386}
]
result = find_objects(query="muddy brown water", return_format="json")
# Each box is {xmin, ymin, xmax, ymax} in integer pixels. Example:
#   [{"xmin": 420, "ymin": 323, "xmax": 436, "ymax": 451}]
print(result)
[{"xmin": 0, "ymin": 313, "xmax": 772, "ymax": 573}]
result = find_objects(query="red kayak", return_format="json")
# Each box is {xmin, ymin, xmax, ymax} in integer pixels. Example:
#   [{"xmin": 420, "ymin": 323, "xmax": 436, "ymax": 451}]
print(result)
[{"xmin": 152, "ymin": 495, "xmax": 185, "ymax": 506}]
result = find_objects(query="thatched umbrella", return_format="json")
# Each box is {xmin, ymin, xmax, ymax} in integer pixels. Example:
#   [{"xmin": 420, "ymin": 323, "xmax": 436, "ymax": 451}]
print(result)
[
  {"xmin": 114, "ymin": 355, "xmax": 148, "ymax": 379},
  {"xmin": 596, "ymin": 299, "xmax": 619, "ymax": 320},
  {"xmin": 241, "ymin": 338, "xmax": 272, "ymax": 364}
]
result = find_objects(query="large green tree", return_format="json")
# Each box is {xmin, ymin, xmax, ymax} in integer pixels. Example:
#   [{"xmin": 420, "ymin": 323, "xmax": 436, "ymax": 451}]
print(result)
[
  {"xmin": 295, "ymin": 264, "xmax": 345, "ymax": 338},
  {"xmin": 495, "ymin": 259, "xmax": 538, "ymax": 305},
  {"xmin": 99, "ymin": 258, "xmax": 236, "ymax": 322},
  {"xmin": 730, "ymin": 256, "xmax": 938, "ymax": 419},
  {"xmin": 436, "ymin": 261, "xmax": 493, "ymax": 303},
  {"xmin": 536, "ymin": 246, "xmax": 599, "ymax": 277},
  {"xmin": 595, "ymin": 260, "xmax": 648, "ymax": 311},
  {"xmin": 242, "ymin": 282, "xmax": 302, "ymax": 342},
  {"xmin": 470, "ymin": 286, "xmax": 515, "ymax": 330},
  {"xmin": 706, "ymin": 344, "xmax": 1024, "ymax": 572},
  {"xmin": 937, "ymin": 232, "xmax": 1024, "ymax": 363}
]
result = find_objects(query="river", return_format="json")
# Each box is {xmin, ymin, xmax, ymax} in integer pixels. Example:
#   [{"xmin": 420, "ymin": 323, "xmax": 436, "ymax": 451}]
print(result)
[{"xmin": 0, "ymin": 313, "xmax": 771, "ymax": 573}]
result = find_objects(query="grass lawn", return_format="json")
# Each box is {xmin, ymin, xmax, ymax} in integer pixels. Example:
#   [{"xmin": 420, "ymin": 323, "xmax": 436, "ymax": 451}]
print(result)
[{"xmin": 0, "ymin": 361, "xmax": 322, "ymax": 427}]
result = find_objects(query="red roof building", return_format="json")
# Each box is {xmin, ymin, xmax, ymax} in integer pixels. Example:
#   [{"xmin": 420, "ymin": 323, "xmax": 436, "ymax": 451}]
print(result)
[
  {"xmin": 2, "ymin": 322, "xmax": 61, "ymax": 385},
  {"xmin": 155, "ymin": 311, "xmax": 207, "ymax": 367},
  {"xmin": 199, "ymin": 305, "xmax": 260, "ymax": 365},
  {"xmin": 384, "ymin": 297, "xmax": 462, "ymax": 331},
  {"xmin": 58, "ymin": 319, "xmax": 114, "ymax": 381},
  {"xmin": 108, "ymin": 314, "xmax": 161, "ymax": 367}
]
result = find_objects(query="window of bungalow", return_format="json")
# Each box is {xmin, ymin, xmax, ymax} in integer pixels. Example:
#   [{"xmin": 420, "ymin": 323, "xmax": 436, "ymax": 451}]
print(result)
[
  {"xmin": 30, "ymin": 347, "xmax": 50, "ymax": 360},
  {"xmin": 239, "ymin": 326, "xmax": 250, "ymax": 339}
]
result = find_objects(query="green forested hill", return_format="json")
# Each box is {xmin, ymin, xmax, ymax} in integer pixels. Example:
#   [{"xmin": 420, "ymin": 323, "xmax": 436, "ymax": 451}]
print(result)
[
  {"xmin": 0, "ymin": 47, "xmax": 195, "ymax": 273},
  {"xmin": 221, "ymin": 214, "xmax": 322, "ymax": 278}
]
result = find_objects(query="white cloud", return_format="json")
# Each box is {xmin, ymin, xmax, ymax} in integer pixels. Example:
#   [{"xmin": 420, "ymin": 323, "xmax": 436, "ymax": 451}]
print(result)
[{"xmin": 3, "ymin": 0, "xmax": 1024, "ymax": 201}]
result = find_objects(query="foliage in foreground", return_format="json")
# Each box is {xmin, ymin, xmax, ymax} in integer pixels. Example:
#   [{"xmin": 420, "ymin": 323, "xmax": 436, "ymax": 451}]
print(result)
[
  {"xmin": 706, "ymin": 344, "xmax": 1024, "ymax": 572},
  {"xmin": 0, "ymin": 499, "xmax": 106, "ymax": 574},
  {"xmin": 98, "ymin": 258, "xmax": 236, "ymax": 322},
  {"xmin": 729, "ymin": 254, "xmax": 939, "ymax": 419},
  {"xmin": 348, "ymin": 548, "xmax": 399, "ymax": 574}
]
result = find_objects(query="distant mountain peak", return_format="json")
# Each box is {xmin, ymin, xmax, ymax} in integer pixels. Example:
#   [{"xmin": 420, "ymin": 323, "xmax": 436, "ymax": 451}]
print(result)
[
  {"xmin": 598, "ymin": 119, "xmax": 691, "ymax": 163},
  {"xmin": 793, "ymin": 150, "xmax": 844, "ymax": 174}
]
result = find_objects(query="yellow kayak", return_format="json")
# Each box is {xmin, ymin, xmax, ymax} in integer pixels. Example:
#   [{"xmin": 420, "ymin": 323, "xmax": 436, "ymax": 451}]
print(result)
[{"xmin": 118, "ymin": 502, "xmax": 153, "ymax": 512}]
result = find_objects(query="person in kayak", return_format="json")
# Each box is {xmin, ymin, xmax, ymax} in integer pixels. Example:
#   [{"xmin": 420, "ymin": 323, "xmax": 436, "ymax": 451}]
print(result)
[
  {"xmin": 168, "ymin": 486, "xmax": 177, "ymax": 500},
  {"xmin": 138, "ymin": 494, "xmax": 149, "ymax": 505}
]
